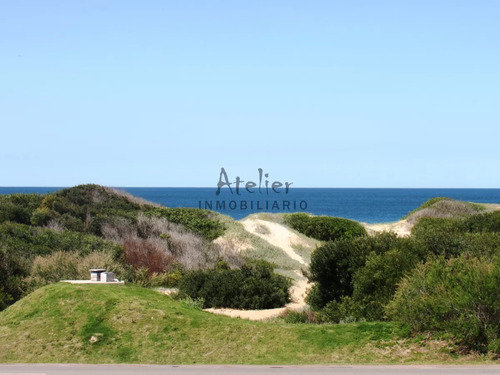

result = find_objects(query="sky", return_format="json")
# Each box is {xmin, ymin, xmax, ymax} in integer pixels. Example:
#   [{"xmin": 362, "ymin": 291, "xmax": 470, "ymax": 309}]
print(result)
[{"xmin": 1, "ymin": 1, "xmax": 499, "ymax": 188}]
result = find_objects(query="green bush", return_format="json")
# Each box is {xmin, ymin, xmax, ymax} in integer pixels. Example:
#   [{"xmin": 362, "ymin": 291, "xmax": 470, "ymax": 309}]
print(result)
[
  {"xmin": 284, "ymin": 213, "xmax": 366, "ymax": 242},
  {"xmin": 0, "ymin": 222, "xmax": 122, "ymax": 258},
  {"xmin": 412, "ymin": 216, "xmax": 500, "ymax": 259},
  {"xmin": 178, "ymin": 260, "xmax": 292, "ymax": 309},
  {"xmin": 0, "ymin": 222, "xmax": 123, "ymax": 310},
  {"xmin": 351, "ymin": 240, "xmax": 423, "ymax": 321},
  {"xmin": 307, "ymin": 233, "xmax": 399, "ymax": 309},
  {"xmin": 281, "ymin": 309, "xmax": 317, "ymax": 324},
  {"xmin": 179, "ymin": 296, "xmax": 205, "ymax": 310},
  {"xmin": 462, "ymin": 211, "xmax": 500, "ymax": 233},
  {"xmin": 146, "ymin": 208, "xmax": 226, "ymax": 241},
  {"xmin": 0, "ymin": 246, "xmax": 30, "ymax": 310},
  {"xmin": 0, "ymin": 194, "xmax": 44, "ymax": 225},
  {"xmin": 386, "ymin": 255, "xmax": 500, "ymax": 353},
  {"xmin": 316, "ymin": 296, "xmax": 361, "ymax": 324}
]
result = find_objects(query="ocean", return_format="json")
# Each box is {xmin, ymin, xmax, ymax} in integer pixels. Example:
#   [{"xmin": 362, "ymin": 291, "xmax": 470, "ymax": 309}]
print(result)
[{"xmin": 1, "ymin": 187, "xmax": 500, "ymax": 223}]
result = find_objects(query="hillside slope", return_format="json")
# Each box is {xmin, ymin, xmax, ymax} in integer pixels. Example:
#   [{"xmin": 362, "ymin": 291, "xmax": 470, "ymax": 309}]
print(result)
[{"xmin": 0, "ymin": 283, "xmax": 483, "ymax": 364}]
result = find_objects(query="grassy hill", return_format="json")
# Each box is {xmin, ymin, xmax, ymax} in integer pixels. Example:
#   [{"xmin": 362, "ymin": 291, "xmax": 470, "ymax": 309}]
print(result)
[
  {"xmin": 0, "ymin": 282, "xmax": 489, "ymax": 364},
  {"xmin": 403, "ymin": 197, "xmax": 485, "ymax": 223},
  {"xmin": 0, "ymin": 185, "xmax": 236, "ymax": 310}
]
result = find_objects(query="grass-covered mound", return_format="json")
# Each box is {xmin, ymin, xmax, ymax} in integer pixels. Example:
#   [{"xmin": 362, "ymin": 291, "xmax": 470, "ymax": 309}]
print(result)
[
  {"xmin": 403, "ymin": 197, "xmax": 485, "ymax": 224},
  {"xmin": 0, "ymin": 283, "xmax": 482, "ymax": 364}
]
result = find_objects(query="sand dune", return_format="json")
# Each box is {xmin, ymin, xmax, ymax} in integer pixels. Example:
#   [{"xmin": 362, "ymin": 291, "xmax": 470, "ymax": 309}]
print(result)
[
  {"xmin": 205, "ymin": 218, "xmax": 312, "ymax": 321},
  {"xmin": 241, "ymin": 218, "xmax": 308, "ymax": 265},
  {"xmin": 363, "ymin": 219, "xmax": 412, "ymax": 237}
]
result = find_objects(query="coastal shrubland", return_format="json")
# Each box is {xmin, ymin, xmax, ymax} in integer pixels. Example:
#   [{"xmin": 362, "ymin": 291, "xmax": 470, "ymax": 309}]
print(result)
[
  {"xmin": 2, "ymin": 189, "xmax": 500, "ymax": 360},
  {"xmin": 303, "ymin": 198, "xmax": 500, "ymax": 355},
  {"xmin": 387, "ymin": 255, "xmax": 500, "ymax": 354},
  {"xmin": 0, "ymin": 185, "xmax": 239, "ymax": 310}
]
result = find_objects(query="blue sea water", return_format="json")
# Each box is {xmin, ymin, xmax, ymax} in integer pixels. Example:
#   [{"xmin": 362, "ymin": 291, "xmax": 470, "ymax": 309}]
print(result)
[{"xmin": 1, "ymin": 187, "xmax": 500, "ymax": 223}]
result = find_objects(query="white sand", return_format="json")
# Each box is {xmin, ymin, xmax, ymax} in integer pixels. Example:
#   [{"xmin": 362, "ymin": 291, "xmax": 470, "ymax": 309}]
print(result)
[
  {"xmin": 363, "ymin": 219, "xmax": 413, "ymax": 237},
  {"xmin": 240, "ymin": 218, "xmax": 308, "ymax": 265}
]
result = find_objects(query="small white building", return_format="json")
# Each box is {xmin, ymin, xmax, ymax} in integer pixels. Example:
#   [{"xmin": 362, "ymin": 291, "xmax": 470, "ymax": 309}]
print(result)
[{"xmin": 62, "ymin": 269, "xmax": 124, "ymax": 285}]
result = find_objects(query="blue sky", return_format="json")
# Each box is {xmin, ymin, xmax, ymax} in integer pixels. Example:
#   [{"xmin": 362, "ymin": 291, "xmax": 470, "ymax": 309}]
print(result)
[{"xmin": 1, "ymin": 1, "xmax": 499, "ymax": 187}]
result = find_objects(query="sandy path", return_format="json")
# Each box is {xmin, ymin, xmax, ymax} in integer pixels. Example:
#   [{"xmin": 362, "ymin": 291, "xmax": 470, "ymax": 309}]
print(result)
[
  {"xmin": 241, "ymin": 218, "xmax": 307, "ymax": 265},
  {"xmin": 204, "ymin": 219, "xmax": 311, "ymax": 321}
]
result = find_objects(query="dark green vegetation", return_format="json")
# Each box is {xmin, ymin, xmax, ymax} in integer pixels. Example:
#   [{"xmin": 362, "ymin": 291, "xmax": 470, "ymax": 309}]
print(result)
[
  {"xmin": 178, "ymin": 260, "xmax": 292, "ymax": 309},
  {"xmin": 305, "ymin": 198, "xmax": 500, "ymax": 355},
  {"xmin": 0, "ymin": 185, "xmax": 244, "ymax": 310},
  {"xmin": 0, "ymin": 283, "xmax": 475, "ymax": 364},
  {"xmin": 2, "ymin": 191, "xmax": 500, "ymax": 363},
  {"xmin": 387, "ymin": 256, "xmax": 500, "ymax": 354},
  {"xmin": 1, "ymin": 184, "xmax": 226, "ymax": 240},
  {"xmin": 284, "ymin": 213, "xmax": 367, "ymax": 241},
  {"xmin": 0, "ymin": 185, "xmax": 296, "ymax": 313}
]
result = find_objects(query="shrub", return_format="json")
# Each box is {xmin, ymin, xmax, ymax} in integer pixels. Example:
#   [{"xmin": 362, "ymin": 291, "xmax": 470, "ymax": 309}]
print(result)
[
  {"xmin": 146, "ymin": 207, "xmax": 226, "ymax": 241},
  {"xmin": 149, "ymin": 270, "xmax": 183, "ymax": 287},
  {"xmin": 0, "ymin": 246, "xmax": 30, "ymax": 310},
  {"xmin": 280, "ymin": 309, "xmax": 318, "ymax": 324},
  {"xmin": 412, "ymin": 216, "xmax": 500, "ymax": 259},
  {"xmin": 0, "ymin": 194, "xmax": 44, "ymax": 225},
  {"xmin": 462, "ymin": 211, "xmax": 500, "ymax": 233},
  {"xmin": 123, "ymin": 238, "xmax": 174, "ymax": 275},
  {"xmin": 284, "ymin": 213, "xmax": 367, "ymax": 242},
  {"xmin": 0, "ymin": 222, "xmax": 122, "ymax": 258},
  {"xmin": 386, "ymin": 255, "xmax": 500, "ymax": 353},
  {"xmin": 103, "ymin": 214, "xmax": 241, "ymax": 271},
  {"xmin": 178, "ymin": 260, "xmax": 292, "ymax": 309},
  {"xmin": 316, "ymin": 296, "xmax": 361, "ymax": 324},
  {"xmin": 307, "ymin": 233, "xmax": 398, "ymax": 309},
  {"xmin": 351, "ymin": 239, "xmax": 423, "ymax": 321},
  {"xmin": 179, "ymin": 296, "xmax": 205, "ymax": 310}
]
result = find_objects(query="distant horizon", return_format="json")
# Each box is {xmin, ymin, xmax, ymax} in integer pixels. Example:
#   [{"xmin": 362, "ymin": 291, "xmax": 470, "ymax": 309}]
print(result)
[
  {"xmin": 1, "ymin": 185, "xmax": 500, "ymax": 190},
  {"xmin": 2, "ymin": 185, "xmax": 499, "ymax": 222}
]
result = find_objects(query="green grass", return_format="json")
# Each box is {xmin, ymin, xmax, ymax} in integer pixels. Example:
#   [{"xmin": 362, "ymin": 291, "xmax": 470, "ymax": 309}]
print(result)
[{"xmin": 0, "ymin": 283, "xmax": 497, "ymax": 364}]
